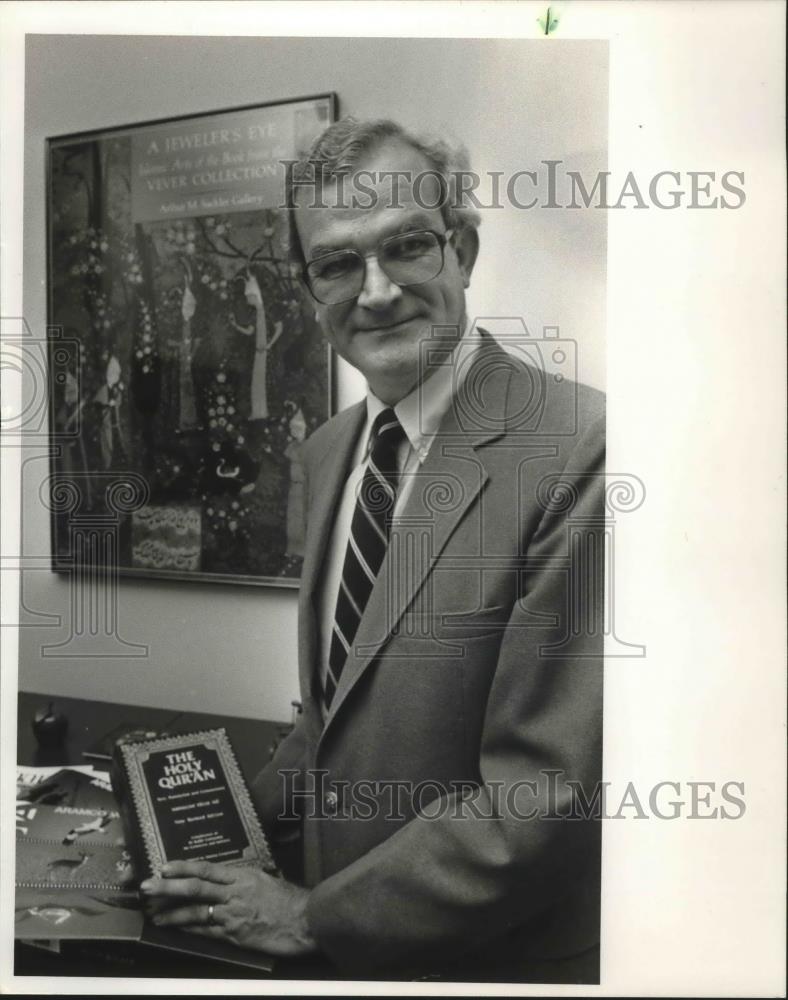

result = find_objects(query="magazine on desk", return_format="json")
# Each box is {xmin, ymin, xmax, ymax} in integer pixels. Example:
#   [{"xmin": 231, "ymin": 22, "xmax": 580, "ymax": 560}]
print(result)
[{"xmin": 15, "ymin": 766, "xmax": 142, "ymax": 943}]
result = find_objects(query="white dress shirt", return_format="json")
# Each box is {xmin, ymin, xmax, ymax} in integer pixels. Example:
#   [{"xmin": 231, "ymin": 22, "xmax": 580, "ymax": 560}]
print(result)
[{"xmin": 316, "ymin": 324, "xmax": 478, "ymax": 717}]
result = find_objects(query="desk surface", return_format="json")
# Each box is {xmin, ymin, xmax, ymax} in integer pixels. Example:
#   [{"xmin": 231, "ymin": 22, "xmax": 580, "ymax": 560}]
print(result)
[{"xmin": 14, "ymin": 691, "xmax": 333, "ymax": 981}]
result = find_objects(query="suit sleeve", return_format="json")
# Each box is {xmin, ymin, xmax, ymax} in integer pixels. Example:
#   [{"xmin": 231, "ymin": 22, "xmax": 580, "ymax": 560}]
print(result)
[
  {"xmin": 305, "ymin": 414, "xmax": 605, "ymax": 972},
  {"xmin": 250, "ymin": 713, "xmax": 309, "ymax": 834}
]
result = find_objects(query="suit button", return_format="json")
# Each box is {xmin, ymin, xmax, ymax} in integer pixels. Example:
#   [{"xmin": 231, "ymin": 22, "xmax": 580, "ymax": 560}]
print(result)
[{"xmin": 324, "ymin": 791, "xmax": 339, "ymax": 814}]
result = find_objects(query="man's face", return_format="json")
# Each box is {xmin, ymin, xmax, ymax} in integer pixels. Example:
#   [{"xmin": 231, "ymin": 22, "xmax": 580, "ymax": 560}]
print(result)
[{"xmin": 294, "ymin": 139, "xmax": 478, "ymax": 404}]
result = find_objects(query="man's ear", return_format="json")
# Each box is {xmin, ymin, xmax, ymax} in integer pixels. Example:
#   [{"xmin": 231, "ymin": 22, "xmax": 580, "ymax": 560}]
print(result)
[{"xmin": 452, "ymin": 226, "xmax": 480, "ymax": 288}]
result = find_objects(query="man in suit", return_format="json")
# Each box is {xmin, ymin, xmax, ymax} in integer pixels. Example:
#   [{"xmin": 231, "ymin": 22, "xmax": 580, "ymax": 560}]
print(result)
[{"xmin": 144, "ymin": 117, "xmax": 605, "ymax": 983}]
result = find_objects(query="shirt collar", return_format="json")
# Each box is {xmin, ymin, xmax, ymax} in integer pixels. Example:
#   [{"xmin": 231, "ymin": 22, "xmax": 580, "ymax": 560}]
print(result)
[{"xmin": 364, "ymin": 318, "xmax": 478, "ymax": 464}]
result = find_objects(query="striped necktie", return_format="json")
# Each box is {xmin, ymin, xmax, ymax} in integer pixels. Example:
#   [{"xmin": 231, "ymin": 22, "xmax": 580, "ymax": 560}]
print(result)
[{"xmin": 324, "ymin": 408, "xmax": 405, "ymax": 710}]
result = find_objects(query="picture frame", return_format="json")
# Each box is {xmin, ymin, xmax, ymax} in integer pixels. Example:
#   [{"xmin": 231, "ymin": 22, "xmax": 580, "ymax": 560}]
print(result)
[{"xmin": 45, "ymin": 94, "xmax": 337, "ymax": 588}]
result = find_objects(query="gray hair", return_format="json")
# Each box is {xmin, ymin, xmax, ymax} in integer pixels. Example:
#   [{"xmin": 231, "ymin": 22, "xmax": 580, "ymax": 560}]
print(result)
[{"xmin": 285, "ymin": 116, "xmax": 481, "ymax": 267}]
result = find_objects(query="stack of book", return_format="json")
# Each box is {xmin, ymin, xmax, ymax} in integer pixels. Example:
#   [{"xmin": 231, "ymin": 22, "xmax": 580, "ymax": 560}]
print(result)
[{"xmin": 15, "ymin": 764, "xmax": 143, "ymax": 944}]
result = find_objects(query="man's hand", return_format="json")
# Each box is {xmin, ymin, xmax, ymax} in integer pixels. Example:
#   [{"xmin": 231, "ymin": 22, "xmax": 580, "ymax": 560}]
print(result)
[{"xmin": 140, "ymin": 860, "xmax": 317, "ymax": 958}]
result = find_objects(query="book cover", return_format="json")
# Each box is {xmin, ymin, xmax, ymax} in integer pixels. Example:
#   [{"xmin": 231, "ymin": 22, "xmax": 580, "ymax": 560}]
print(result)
[
  {"xmin": 15, "ymin": 829, "xmax": 142, "ymax": 942},
  {"xmin": 15, "ymin": 886, "xmax": 144, "ymax": 942},
  {"xmin": 139, "ymin": 924, "xmax": 275, "ymax": 973},
  {"xmin": 16, "ymin": 801, "xmax": 125, "ymax": 846},
  {"xmin": 17, "ymin": 766, "xmax": 116, "ymax": 811},
  {"xmin": 16, "ymin": 834, "xmax": 134, "ymax": 890},
  {"xmin": 110, "ymin": 728, "xmax": 277, "ymax": 883}
]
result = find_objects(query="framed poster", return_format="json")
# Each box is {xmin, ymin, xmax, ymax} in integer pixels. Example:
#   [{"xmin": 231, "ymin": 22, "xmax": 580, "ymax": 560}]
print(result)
[{"xmin": 46, "ymin": 94, "xmax": 336, "ymax": 587}]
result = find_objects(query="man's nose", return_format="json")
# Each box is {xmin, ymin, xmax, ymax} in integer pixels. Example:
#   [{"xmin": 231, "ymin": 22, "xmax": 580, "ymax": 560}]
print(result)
[{"xmin": 356, "ymin": 255, "xmax": 402, "ymax": 309}]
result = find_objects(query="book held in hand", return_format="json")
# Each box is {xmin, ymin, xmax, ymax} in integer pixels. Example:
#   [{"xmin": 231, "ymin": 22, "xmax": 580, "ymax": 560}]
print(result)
[{"xmin": 110, "ymin": 728, "xmax": 277, "ymax": 883}]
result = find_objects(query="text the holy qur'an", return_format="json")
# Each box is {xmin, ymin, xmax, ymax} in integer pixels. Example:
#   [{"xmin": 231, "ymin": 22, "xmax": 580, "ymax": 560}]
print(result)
[{"xmin": 158, "ymin": 751, "xmax": 217, "ymax": 790}]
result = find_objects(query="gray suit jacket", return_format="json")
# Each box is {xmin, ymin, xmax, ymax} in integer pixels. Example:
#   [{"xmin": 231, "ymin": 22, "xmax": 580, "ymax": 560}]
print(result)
[{"xmin": 252, "ymin": 332, "xmax": 605, "ymax": 978}]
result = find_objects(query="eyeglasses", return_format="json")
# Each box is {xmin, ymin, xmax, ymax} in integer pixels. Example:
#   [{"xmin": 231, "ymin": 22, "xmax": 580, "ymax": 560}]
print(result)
[{"xmin": 303, "ymin": 229, "xmax": 453, "ymax": 306}]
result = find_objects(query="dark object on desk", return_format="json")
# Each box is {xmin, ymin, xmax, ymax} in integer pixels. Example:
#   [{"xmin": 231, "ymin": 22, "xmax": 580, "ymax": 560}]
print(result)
[
  {"xmin": 31, "ymin": 702, "xmax": 68, "ymax": 747},
  {"xmin": 110, "ymin": 728, "xmax": 278, "ymax": 884},
  {"xmin": 83, "ymin": 722, "xmax": 170, "ymax": 764}
]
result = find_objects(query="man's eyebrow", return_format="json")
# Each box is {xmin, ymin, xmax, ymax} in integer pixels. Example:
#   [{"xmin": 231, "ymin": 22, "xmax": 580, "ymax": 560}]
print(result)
[
  {"xmin": 308, "ymin": 215, "xmax": 442, "ymax": 259},
  {"xmin": 308, "ymin": 239, "xmax": 348, "ymax": 259},
  {"xmin": 389, "ymin": 213, "xmax": 440, "ymax": 234}
]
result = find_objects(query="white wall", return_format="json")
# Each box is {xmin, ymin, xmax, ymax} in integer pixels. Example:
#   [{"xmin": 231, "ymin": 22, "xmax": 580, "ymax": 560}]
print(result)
[{"xmin": 20, "ymin": 35, "xmax": 607, "ymax": 720}]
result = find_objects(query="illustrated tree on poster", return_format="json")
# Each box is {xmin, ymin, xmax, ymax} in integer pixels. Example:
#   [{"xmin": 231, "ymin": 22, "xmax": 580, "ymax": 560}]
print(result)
[
  {"xmin": 229, "ymin": 269, "xmax": 284, "ymax": 421},
  {"xmin": 51, "ymin": 142, "xmax": 164, "ymax": 505}
]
